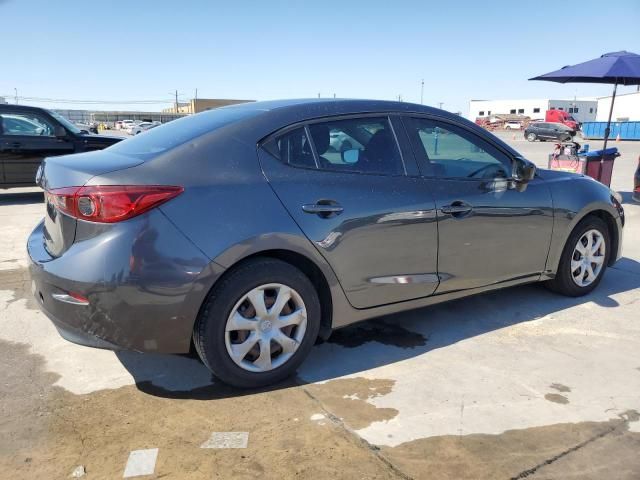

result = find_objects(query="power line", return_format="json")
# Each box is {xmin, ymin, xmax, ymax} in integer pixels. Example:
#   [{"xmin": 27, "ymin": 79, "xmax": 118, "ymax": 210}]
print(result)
[{"xmin": 1, "ymin": 95, "xmax": 174, "ymax": 105}]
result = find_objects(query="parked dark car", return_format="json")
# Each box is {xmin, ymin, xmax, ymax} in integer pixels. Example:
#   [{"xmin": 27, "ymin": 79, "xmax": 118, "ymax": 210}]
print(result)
[
  {"xmin": 0, "ymin": 105, "xmax": 122, "ymax": 188},
  {"xmin": 28, "ymin": 99, "xmax": 624, "ymax": 388},
  {"xmin": 524, "ymin": 122, "xmax": 575, "ymax": 142}
]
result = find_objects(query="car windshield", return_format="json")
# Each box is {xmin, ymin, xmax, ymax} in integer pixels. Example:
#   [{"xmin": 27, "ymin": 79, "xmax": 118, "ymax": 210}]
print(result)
[
  {"xmin": 49, "ymin": 111, "xmax": 82, "ymax": 134},
  {"xmin": 106, "ymin": 107, "xmax": 263, "ymax": 159}
]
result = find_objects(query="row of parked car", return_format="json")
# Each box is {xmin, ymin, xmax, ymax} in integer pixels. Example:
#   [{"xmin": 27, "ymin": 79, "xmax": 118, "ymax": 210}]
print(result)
[{"xmin": 114, "ymin": 119, "xmax": 162, "ymax": 135}]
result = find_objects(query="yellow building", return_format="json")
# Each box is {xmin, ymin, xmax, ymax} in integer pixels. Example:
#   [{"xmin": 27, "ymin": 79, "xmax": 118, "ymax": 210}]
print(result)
[{"xmin": 162, "ymin": 98, "xmax": 254, "ymax": 114}]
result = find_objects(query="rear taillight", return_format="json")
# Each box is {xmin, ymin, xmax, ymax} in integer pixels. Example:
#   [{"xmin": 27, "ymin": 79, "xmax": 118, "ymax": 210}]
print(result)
[{"xmin": 46, "ymin": 185, "xmax": 183, "ymax": 223}]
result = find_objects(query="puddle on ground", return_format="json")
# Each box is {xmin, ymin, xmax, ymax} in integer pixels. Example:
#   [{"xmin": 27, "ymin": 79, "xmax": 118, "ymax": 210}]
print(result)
[
  {"xmin": 328, "ymin": 319, "xmax": 427, "ymax": 349},
  {"xmin": 384, "ymin": 412, "xmax": 640, "ymax": 480},
  {"xmin": 305, "ymin": 377, "xmax": 398, "ymax": 430},
  {"xmin": 545, "ymin": 393, "xmax": 570, "ymax": 404}
]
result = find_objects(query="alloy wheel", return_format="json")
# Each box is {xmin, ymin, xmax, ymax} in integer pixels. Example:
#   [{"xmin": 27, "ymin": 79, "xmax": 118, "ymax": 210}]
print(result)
[
  {"xmin": 570, "ymin": 229, "xmax": 606, "ymax": 287},
  {"xmin": 224, "ymin": 283, "xmax": 307, "ymax": 372}
]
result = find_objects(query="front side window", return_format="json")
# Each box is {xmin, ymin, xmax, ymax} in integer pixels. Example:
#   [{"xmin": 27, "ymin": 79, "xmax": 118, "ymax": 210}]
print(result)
[
  {"xmin": 0, "ymin": 113, "xmax": 55, "ymax": 136},
  {"xmin": 49, "ymin": 111, "xmax": 81, "ymax": 134},
  {"xmin": 407, "ymin": 118, "xmax": 511, "ymax": 179},
  {"xmin": 274, "ymin": 117, "xmax": 404, "ymax": 176}
]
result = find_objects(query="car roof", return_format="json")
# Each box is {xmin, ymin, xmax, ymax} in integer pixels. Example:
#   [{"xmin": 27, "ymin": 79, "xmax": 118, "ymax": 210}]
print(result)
[
  {"xmin": 221, "ymin": 98, "xmax": 456, "ymax": 119},
  {"xmin": 0, "ymin": 104, "xmax": 51, "ymax": 114}
]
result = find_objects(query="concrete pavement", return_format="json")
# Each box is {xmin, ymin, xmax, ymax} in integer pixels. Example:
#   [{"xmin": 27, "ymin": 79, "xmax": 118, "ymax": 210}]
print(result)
[{"xmin": 1, "ymin": 136, "xmax": 639, "ymax": 479}]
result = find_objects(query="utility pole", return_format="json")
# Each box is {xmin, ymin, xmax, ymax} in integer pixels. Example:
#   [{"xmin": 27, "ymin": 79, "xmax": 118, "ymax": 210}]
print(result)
[
  {"xmin": 169, "ymin": 90, "xmax": 183, "ymax": 114},
  {"xmin": 318, "ymin": 92, "xmax": 321, "ymax": 98},
  {"xmin": 14, "ymin": 88, "xmax": 18, "ymax": 104},
  {"xmin": 194, "ymin": 88, "xmax": 198, "ymax": 114},
  {"xmin": 437, "ymin": 102, "xmax": 444, "ymax": 110},
  {"xmin": 420, "ymin": 79, "xmax": 424, "ymax": 105}
]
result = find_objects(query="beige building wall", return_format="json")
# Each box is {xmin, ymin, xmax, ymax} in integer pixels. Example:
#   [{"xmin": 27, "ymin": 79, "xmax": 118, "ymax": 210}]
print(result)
[{"xmin": 163, "ymin": 98, "xmax": 254, "ymax": 114}]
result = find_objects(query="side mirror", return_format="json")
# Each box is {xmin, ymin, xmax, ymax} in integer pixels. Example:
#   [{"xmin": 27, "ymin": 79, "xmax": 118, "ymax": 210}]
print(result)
[
  {"xmin": 54, "ymin": 125, "xmax": 67, "ymax": 138},
  {"xmin": 512, "ymin": 157, "xmax": 536, "ymax": 192},
  {"xmin": 342, "ymin": 148, "xmax": 360, "ymax": 164}
]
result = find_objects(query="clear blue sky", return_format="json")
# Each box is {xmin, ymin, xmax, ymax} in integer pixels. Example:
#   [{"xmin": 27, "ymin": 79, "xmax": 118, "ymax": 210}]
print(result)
[{"xmin": 2, "ymin": 0, "xmax": 639, "ymax": 113}]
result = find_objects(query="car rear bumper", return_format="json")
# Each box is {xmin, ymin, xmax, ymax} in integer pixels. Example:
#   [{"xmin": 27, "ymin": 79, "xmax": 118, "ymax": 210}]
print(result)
[{"xmin": 27, "ymin": 211, "xmax": 224, "ymax": 354}]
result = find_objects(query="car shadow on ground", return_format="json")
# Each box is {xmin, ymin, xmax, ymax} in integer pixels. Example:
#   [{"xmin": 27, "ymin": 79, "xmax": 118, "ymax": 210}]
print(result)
[
  {"xmin": 0, "ymin": 190, "xmax": 43, "ymax": 205},
  {"xmin": 116, "ymin": 257, "xmax": 640, "ymax": 400}
]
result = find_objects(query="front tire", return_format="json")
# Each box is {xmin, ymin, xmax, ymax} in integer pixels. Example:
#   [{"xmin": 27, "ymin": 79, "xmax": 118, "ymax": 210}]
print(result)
[
  {"xmin": 545, "ymin": 216, "xmax": 609, "ymax": 296},
  {"xmin": 526, "ymin": 132, "xmax": 537, "ymax": 142},
  {"xmin": 193, "ymin": 258, "xmax": 321, "ymax": 388}
]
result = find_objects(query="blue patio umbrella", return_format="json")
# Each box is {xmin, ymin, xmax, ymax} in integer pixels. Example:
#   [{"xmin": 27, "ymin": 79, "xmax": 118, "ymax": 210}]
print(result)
[{"xmin": 530, "ymin": 51, "xmax": 640, "ymax": 151}]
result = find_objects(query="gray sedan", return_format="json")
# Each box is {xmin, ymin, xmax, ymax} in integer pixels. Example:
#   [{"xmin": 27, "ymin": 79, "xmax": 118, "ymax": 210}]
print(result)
[{"xmin": 28, "ymin": 99, "xmax": 624, "ymax": 388}]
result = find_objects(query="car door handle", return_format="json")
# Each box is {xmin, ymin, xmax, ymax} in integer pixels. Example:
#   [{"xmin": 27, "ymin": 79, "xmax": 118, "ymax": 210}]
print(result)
[
  {"xmin": 302, "ymin": 202, "xmax": 344, "ymax": 217},
  {"xmin": 9, "ymin": 142, "xmax": 21, "ymax": 149},
  {"xmin": 441, "ymin": 202, "xmax": 473, "ymax": 216}
]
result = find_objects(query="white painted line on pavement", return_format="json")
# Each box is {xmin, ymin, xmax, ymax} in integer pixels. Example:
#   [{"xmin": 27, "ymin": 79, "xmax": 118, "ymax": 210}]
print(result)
[
  {"xmin": 200, "ymin": 432, "xmax": 249, "ymax": 449},
  {"xmin": 123, "ymin": 448, "xmax": 159, "ymax": 478}
]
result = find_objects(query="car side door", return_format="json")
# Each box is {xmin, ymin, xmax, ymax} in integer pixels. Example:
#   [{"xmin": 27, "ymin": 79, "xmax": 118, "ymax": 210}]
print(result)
[
  {"xmin": 259, "ymin": 114, "xmax": 439, "ymax": 309},
  {"xmin": 0, "ymin": 111, "xmax": 74, "ymax": 186},
  {"xmin": 403, "ymin": 116, "xmax": 554, "ymax": 293}
]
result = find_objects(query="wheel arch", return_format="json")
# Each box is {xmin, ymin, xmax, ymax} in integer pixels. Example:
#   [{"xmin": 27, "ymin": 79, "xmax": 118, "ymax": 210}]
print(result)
[
  {"xmin": 547, "ymin": 206, "xmax": 620, "ymax": 276},
  {"xmin": 587, "ymin": 209, "xmax": 620, "ymax": 267},
  {"xmin": 205, "ymin": 242, "xmax": 338, "ymax": 341},
  {"xmin": 239, "ymin": 249, "xmax": 333, "ymax": 340}
]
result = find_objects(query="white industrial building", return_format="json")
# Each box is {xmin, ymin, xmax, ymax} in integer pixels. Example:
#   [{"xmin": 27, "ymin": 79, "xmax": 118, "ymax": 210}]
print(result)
[
  {"xmin": 596, "ymin": 91, "xmax": 640, "ymax": 121},
  {"xmin": 468, "ymin": 98, "xmax": 598, "ymax": 123}
]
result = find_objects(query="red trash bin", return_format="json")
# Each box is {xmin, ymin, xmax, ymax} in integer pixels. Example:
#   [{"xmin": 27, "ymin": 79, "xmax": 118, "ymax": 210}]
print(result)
[{"xmin": 581, "ymin": 148, "xmax": 620, "ymax": 187}]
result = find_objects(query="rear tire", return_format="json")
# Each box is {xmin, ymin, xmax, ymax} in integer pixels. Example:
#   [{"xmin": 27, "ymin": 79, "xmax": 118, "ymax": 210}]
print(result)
[
  {"xmin": 545, "ymin": 216, "xmax": 610, "ymax": 297},
  {"xmin": 193, "ymin": 258, "xmax": 321, "ymax": 388}
]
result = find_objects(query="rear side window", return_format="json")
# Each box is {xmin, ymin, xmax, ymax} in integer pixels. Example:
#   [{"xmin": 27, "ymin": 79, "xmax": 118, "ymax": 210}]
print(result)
[
  {"xmin": 106, "ymin": 107, "xmax": 260, "ymax": 160},
  {"xmin": 272, "ymin": 117, "xmax": 404, "ymax": 176},
  {"xmin": 276, "ymin": 127, "xmax": 317, "ymax": 169}
]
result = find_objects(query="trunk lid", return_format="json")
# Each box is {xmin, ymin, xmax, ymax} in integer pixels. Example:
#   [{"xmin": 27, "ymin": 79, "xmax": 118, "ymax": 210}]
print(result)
[{"xmin": 41, "ymin": 150, "xmax": 143, "ymax": 257}]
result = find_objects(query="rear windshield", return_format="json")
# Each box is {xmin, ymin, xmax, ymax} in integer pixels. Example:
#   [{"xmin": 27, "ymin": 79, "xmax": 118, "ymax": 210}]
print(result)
[{"xmin": 106, "ymin": 107, "xmax": 261, "ymax": 159}]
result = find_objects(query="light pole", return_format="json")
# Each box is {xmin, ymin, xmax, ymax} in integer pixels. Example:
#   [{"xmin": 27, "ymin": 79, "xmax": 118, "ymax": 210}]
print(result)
[
  {"xmin": 14, "ymin": 88, "xmax": 18, "ymax": 104},
  {"xmin": 437, "ymin": 102, "xmax": 444, "ymax": 110},
  {"xmin": 420, "ymin": 79, "xmax": 424, "ymax": 105}
]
